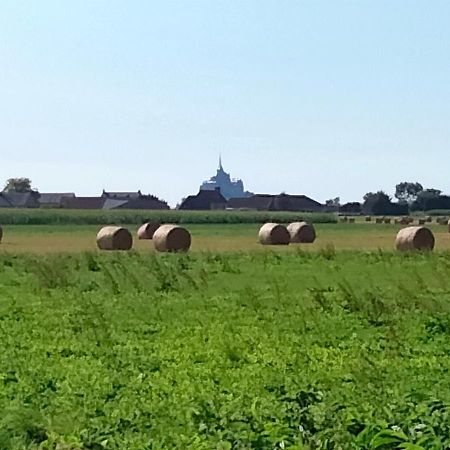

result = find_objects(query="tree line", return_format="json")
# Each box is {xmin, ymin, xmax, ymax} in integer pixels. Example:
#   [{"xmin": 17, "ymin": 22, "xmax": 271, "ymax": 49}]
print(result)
[{"xmin": 335, "ymin": 182, "xmax": 450, "ymax": 215}]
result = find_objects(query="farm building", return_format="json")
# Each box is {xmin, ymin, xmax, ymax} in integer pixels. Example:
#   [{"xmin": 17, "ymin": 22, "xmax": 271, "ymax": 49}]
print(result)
[
  {"xmin": 101, "ymin": 191, "xmax": 169, "ymax": 209},
  {"xmin": 179, "ymin": 188, "xmax": 227, "ymax": 210},
  {"xmin": 39, "ymin": 193, "xmax": 76, "ymax": 208},
  {"xmin": 0, "ymin": 195, "xmax": 12, "ymax": 208},
  {"xmin": 61, "ymin": 192, "xmax": 169, "ymax": 210},
  {"xmin": 61, "ymin": 197, "xmax": 106, "ymax": 209},
  {"xmin": 227, "ymin": 193, "xmax": 324, "ymax": 212},
  {"xmin": 101, "ymin": 190, "xmax": 142, "ymax": 200},
  {"xmin": 0, "ymin": 191, "xmax": 41, "ymax": 208}
]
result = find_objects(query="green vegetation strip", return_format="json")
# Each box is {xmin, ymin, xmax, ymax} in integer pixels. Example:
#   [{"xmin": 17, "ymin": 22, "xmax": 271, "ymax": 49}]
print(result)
[
  {"xmin": 0, "ymin": 209, "xmax": 336, "ymax": 225},
  {"xmin": 1, "ymin": 251, "xmax": 450, "ymax": 448}
]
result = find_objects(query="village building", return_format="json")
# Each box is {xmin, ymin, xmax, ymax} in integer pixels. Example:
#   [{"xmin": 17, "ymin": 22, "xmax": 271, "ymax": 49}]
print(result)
[
  {"xmin": 227, "ymin": 193, "xmax": 324, "ymax": 212},
  {"xmin": 0, "ymin": 191, "xmax": 41, "ymax": 208},
  {"xmin": 39, "ymin": 193, "xmax": 76, "ymax": 208},
  {"xmin": 62, "ymin": 190, "xmax": 169, "ymax": 210},
  {"xmin": 179, "ymin": 188, "xmax": 227, "ymax": 210}
]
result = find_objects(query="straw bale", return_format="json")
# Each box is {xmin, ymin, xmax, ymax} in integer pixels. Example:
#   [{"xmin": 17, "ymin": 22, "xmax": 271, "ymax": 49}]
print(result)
[
  {"xmin": 365, "ymin": 216, "xmax": 372, "ymax": 222},
  {"xmin": 384, "ymin": 218, "xmax": 391, "ymax": 224},
  {"xmin": 137, "ymin": 222, "xmax": 161, "ymax": 240},
  {"xmin": 395, "ymin": 226, "xmax": 435, "ymax": 252},
  {"xmin": 153, "ymin": 224, "xmax": 191, "ymax": 252},
  {"xmin": 259, "ymin": 223, "xmax": 290, "ymax": 245},
  {"xmin": 97, "ymin": 226, "xmax": 133, "ymax": 251},
  {"xmin": 375, "ymin": 218, "xmax": 383, "ymax": 224},
  {"xmin": 349, "ymin": 218, "xmax": 355, "ymax": 223},
  {"xmin": 287, "ymin": 222, "xmax": 316, "ymax": 243}
]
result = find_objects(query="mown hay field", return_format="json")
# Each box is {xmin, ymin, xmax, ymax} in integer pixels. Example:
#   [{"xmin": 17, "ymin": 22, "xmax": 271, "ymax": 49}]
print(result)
[
  {"xmin": 1, "ymin": 251, "xmax": 450, "ymax": 448},
  {"xmin": 1, "ymin": 223, "xmax": 450, "ymax": 253}
]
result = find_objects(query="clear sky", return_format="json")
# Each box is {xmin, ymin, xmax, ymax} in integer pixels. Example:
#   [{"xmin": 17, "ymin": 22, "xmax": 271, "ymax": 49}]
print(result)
[{"xmin": 1, "ymin": 1, "xmax": 449, "ymax": 207}]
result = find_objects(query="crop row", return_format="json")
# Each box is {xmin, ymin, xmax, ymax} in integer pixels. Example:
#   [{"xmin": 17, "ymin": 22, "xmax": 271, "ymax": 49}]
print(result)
[{"xmin": 0, "ymin": 208, "xmax": 337, "ymax": 225}]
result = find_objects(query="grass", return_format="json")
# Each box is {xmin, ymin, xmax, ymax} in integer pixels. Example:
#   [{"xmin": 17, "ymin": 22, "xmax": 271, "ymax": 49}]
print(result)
[
  {"xmin": 1, "ymin": 251, "xmax": 450, "ymax": 448},
  {"xmin": 1, "ymin": 222, "xmax": 450, "ymax": 253}
]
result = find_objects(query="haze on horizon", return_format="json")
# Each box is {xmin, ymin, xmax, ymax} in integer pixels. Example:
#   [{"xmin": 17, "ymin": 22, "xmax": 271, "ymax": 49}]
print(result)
[{"xmin": 1, "ymin": 1, "xmax": 449, "ymax": 207}]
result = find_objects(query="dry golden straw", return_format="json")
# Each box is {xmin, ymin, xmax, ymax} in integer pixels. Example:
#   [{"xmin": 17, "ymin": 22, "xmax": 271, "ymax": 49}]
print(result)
[
  {"xmin": 395, "ymin": 226, "xmax": 435, "ymax": 252},
  {"xmin": 153, "ymin": 224, "xmax": 191, "ymax": 252},
  {"xmin": 137, "ymin": 222, "xmax": 161, "ymax": 240},
  {"xmin": 97, "ymin": 226, "xmax": 133, "ymax": 251},
  {"xmin": 287, "ymin": 222, "xmax": 316, "ymax": 243},
  {"xmin": 259, "ymin": 223, "xmax": 290, "ymax": 245}
]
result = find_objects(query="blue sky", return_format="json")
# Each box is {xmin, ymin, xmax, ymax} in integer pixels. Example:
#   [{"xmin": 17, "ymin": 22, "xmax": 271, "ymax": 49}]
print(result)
[{"xmin": 1, "ymin": 1, "xmax": 449, "ymax": 206}]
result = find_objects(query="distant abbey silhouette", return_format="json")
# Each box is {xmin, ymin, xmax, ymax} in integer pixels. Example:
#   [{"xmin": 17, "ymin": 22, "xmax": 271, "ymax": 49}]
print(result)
[{"xmin": 200, "ymin": 157, "xmax": 253, "ymax": 200}]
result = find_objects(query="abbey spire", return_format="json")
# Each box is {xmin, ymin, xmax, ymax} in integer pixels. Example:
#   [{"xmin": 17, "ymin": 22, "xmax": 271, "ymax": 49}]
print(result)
[{"xmin": 200, "ymin": 158, "xmax": 253, "ymax": 200}]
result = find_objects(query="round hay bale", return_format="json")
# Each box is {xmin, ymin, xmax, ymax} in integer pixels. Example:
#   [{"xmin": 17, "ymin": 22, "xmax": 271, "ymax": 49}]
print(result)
[
  {"xmin": 137, "ymin": 222, "xmax": 161, "ymax": 240},
  {"xmin": 97, "ymin": 226, "xmax": 133, "ymax": 251},
  {"xmin": 384, "ymin": 218, "xmax": 391, "ymax": 224},
  {"xmin": 339, "ymin": 217, "xmax": 348, "ymax": 223},
  {"xmin": 395, "ymin": 226, "xmax": 435, "ymax": 252},
  {"xmin": 375, "ymin": 218, "xmax": 383, "ymax": 224},
  {"xmin": 287, "ymin": 222, "xmax": 316, "ymax": 243},
  {"xmin": 426, "ymin": 216, "xmax": 432, "ymax": 223},
  {"xmin": 153, "ymin": 224, "xmax": 191, "ymax": 252},
  {"xmin": 259, "ymin": 223, "xmax": 290, "ymax": 245},
  {"xmin": 418, "ymin": 218, "xmax": 426, "ymax": 225},
  {"xmin": 365, "ymin": 216, "xmax": 372, "ymax": 222},
  {"xmin": 0, "ymin": 225, "xmax": 2, "ymax": 243},
  {"xmin": 349, "ymin": 217, "xmax": 355, "ymax": 223}
]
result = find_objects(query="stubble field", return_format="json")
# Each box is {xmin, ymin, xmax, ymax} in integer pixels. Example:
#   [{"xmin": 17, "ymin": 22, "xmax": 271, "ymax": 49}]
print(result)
[{"xmin": 1, "ymin": 222, "xmax": 450, "ymax": 253}]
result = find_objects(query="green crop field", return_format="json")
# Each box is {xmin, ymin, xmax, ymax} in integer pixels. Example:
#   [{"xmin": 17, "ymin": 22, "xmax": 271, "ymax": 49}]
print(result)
[{"xmin": 1, "ymin": 251, "xmax": 450, "ymax": 449}]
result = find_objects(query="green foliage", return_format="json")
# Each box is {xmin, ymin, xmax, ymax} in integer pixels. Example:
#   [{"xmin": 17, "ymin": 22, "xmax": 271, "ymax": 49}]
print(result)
[
  {"xmin": 395, "ymin": 182, "xmax": 423, "ymax": 204},
  {"xmin": 411, "ymin": 189, "xmax": 443, "ymax": 212},
  {"xmin": 363, "ymin": 191, "xmax": 408, "ymax": 216},
  {"xmin": 1, "ymin": 251, "xmax": 450, "ymax": 448},
  {"xmin": 3, "ymin": 177, "xmax": 34, "ymax": 193},
  {"xmin": 0, "ymin": 209, "xmax": 336, "ymax": 225}
]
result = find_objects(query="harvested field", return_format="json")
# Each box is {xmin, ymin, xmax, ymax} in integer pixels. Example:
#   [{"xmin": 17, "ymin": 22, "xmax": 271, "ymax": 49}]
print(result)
[{"xmin": 2, "ymin": 223, "xmax": 450, "ymax": 253}]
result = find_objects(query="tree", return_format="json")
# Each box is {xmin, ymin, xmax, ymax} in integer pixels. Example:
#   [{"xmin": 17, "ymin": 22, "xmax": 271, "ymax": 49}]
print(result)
[
  {"xmin": 325, "ymin": 197, "xmax": 341, "ymax": 207},
  {"xmin": 3, "ymin": 178, "xmax": 34, "ymax": 193},
  {"xmin": 394, "ymin": 182, "xmax": 423, "ymax": 204},
  {"xmin": 340, "ymin": 202, "xmax": 361, "ymax": 214},
  {"xmin": 362, "ymin": 191, "xmax": 408, "ymax": 215},
  {"xmin": 363, "ymin": 191, "xmax": 391, "ymax": 215},
  {"xmin": 411, "ymin": 188, "xmax": 443, "ymax": 211}
]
